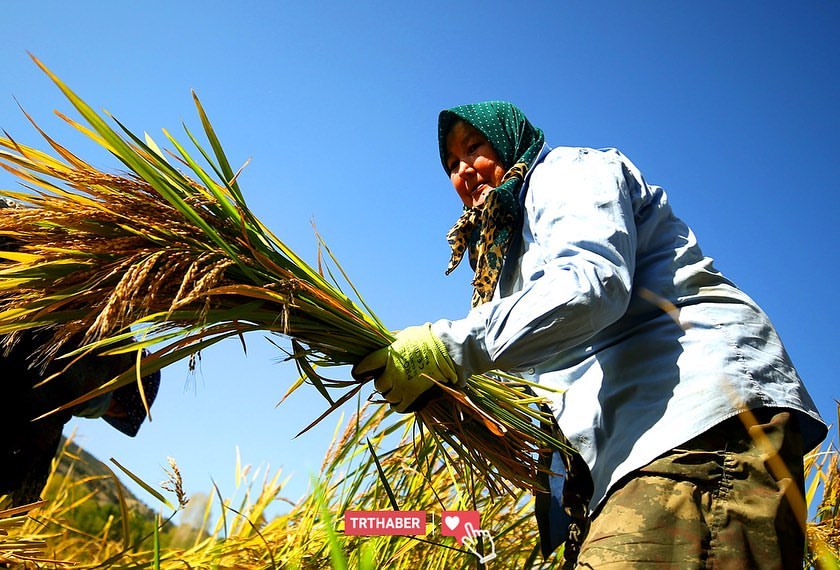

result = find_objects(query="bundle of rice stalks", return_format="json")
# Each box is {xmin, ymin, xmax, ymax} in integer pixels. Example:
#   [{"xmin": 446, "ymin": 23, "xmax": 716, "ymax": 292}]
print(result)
[{"xmin": 0, "ymin": 56, "xmax": 567, "ymax": 495}]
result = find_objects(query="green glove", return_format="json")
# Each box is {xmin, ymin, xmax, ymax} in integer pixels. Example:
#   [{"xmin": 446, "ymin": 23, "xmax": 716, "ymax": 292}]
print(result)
[{"xmin": 352, "ymin": 323, "xmax": 458, "ymax": 413}]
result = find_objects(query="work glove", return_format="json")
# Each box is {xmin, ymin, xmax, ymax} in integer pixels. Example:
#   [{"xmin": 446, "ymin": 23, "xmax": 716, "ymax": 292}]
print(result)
[{"xmin": 352, "ymin": 323, "xmax": 458, "ymax": 413}]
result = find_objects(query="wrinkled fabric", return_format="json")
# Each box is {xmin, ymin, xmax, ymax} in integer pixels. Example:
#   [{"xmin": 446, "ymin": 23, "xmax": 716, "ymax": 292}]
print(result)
[
  {"xmin": 431, "ymin": 145, "xmax": 827, "ymax": 514},
  {"xmin": 437, "ymin": 102, "xmax": 544, "ymax": 173},
  {"xmin": 102, "ymin": 366, "xmax": 161, "ymax": 437},
  {"xmin": 1, "ymin": 328, "xmax": 158, "ymax": 505},
  {"xmin": 445, "ymin": 184, "xmax": 519, "ymax": 307},
  {"xmin": 572, "ymin": 409, "xmax": 806, "ymax": 569}
]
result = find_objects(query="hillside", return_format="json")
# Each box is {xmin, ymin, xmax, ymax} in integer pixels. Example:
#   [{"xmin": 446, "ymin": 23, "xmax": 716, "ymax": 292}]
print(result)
[
  {"xmin": 53, "ymin": 436, "xmax": 158, "ymax": 521},
  {"xmin": 40, "ymin": 437, "xmax": 198, "ymax": 550}
]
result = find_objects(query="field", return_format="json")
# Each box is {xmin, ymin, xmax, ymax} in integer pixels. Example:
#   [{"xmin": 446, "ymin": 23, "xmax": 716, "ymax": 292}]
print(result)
[
  {"xmin": 1, "ymin": 58, "xmax": 837, "ymax": 570},
  {"xmin": 1, "ymin": 403, "xmax": 838, "ymax": 569}
]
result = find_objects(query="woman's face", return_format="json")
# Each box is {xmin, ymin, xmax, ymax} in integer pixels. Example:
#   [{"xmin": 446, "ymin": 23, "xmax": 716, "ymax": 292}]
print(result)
[{"xmin": 445, "ymin": 120, "xmax": 506, "ymax": 208}]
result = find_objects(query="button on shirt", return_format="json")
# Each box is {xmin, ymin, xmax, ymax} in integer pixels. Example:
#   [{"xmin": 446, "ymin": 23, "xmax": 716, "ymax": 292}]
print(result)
[{"xmin": 432, "ymin": 146, "xmax": 826, "ymax": 510}]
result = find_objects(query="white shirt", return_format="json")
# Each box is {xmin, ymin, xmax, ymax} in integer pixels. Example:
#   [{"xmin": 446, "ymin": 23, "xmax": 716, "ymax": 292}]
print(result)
[{"xmin": 432, "ymin": 146, "xmax": 826, "ymax": 509}]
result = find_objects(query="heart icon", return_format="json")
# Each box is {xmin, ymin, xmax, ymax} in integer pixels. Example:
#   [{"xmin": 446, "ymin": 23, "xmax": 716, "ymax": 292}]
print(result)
[{"xmin": 441, "ymin": 510, "xmax": 480, "ymax": 544}]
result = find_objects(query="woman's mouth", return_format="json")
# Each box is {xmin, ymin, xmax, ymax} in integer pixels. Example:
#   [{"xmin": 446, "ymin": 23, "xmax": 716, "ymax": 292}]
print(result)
[{"xmin": 473, "ymin": 184, "xmax": 492, "ymax": 204}]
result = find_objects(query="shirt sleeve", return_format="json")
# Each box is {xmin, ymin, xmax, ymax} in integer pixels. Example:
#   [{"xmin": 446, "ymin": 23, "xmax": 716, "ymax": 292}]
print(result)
[{"xmin": 431, "ymin": 148, "xmax": 638, "ymax": 380}]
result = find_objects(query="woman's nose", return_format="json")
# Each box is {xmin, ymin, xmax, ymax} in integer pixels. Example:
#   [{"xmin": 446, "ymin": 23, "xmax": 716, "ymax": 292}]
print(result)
[{"xmin": 456, "ymin": 161, "xmax": 474, "ymax": 177}]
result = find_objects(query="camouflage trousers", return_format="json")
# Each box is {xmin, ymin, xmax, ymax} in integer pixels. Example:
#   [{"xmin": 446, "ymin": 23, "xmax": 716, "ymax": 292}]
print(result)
[{"xmin": 570, "ymin": 408, "xmax": 806, "ymax": 569}]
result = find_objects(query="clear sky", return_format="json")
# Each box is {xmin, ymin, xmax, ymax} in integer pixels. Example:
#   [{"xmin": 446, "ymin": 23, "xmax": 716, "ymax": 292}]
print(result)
[{"xmin": 2, "ymin": 2, "xmax": 838, "ymax": 513}]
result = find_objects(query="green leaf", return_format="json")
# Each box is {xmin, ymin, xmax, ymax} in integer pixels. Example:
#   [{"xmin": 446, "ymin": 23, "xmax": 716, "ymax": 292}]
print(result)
[
  {"xmin": 312, "ymin": 477, "xmax": 348, "ymax": 570},
  {"xmin": 109, "ymin": 457, "xmax": 175, "ymax": 510},
  {"xmin": 191, "ymin": 92, "xmax": 244, "ymax": 201},
  {"xmin": 366, "ymin": 438, "xmax": 400, "ymax": 511}
]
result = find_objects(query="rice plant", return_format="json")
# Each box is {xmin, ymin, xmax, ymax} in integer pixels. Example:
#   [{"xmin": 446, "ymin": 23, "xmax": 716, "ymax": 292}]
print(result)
[
  {"xmin": 806, "ymin": 405, "xmax": 840, "ymax": 569},
  {"xmin": 0, "ymin": 56, "xmax": 567, "ymax": 497},
  {"xmin": 2, "ymin": 403, "xmax": 838, "ymax": 568},
  {"xmin": 1, "ymin": 406, "xmax": 550, "ymax": 569}
]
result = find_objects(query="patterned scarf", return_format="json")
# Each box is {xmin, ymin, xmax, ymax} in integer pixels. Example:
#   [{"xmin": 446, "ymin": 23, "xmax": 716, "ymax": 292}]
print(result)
[{"xmin": 439, "ymin": 101, "xmax": 545, "ymax": 307}]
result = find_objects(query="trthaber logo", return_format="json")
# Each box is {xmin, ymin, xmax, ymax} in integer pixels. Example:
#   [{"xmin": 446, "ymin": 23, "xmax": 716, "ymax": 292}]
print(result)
[
  {"xmin": 343, "ymin": 510, "xmax": 496, "ymax": 563},
  {"xmin": 343, "ymin": 511, "xmax": 426, "ymax": 536}
]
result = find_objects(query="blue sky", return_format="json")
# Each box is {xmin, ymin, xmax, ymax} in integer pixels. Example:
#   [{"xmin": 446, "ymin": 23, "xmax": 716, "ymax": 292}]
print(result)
[{"xmin": 2, "ymin": 2, "xmax": 838, "ymax": 513}]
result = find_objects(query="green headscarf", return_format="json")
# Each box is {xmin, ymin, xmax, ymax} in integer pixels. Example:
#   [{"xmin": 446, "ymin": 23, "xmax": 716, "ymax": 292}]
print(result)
[{"xmin": 438, "ymin": 101, "xmax": 545, "ymax": 307}]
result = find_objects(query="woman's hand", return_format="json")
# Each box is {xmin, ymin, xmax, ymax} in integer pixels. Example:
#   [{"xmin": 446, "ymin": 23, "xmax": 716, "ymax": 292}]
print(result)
[{"xmin": 352, "ymin": 324, "xmax": 458, "ymax": 413}]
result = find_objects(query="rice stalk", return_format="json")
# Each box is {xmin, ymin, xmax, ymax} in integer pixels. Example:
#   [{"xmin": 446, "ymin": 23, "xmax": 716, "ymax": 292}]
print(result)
[
  {"xmin": 805, "ymin": 403, "xmax": 840, "ymax": 567},
  {"xmin": 0, "ymin": 56, "xmax": 569, "ymax": 493}
]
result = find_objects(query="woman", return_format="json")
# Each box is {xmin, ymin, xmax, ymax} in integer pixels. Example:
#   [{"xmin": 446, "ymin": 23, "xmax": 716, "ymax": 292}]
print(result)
[{"xmin": 353, "ymin": 101, "xmax": 826, "ymax": 567}]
